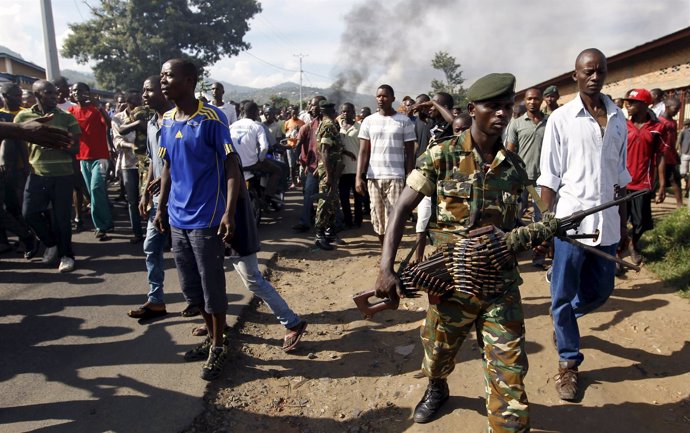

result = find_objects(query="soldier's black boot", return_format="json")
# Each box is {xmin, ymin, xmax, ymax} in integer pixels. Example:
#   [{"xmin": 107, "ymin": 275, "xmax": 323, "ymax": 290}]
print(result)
[
  {"xmin": 315, "ymin": 231, "xmax": 333, "ymax": 250},
  {"xmin": 413, "ymin": 378, "xmax": 449, "ymax": 423}
]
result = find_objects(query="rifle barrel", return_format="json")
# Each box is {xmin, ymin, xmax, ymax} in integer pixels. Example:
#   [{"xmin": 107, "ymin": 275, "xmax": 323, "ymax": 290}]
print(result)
[{"xmin": 560, "ymin": 189, "xmax": 649, "ymax": 231}]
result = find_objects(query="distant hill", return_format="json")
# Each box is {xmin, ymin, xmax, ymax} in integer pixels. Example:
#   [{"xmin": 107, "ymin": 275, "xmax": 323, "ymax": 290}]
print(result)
[
  {"xmin": 61, "ymin": 69, "xmax": 98, "ymax": 87},
  {"xmin": 58, "ymin": 69, "xmax": 376, "ymax": 109},
  {"xmin": 208, "ymin": 80, "xmax": 377, "ymax": 110}
]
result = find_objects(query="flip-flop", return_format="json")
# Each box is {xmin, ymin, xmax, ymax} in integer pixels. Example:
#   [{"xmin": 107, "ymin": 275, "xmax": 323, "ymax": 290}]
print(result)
[
  {"xmin": 127, "ymin": 306, "xmax": 167, "ymax": 320},
  {"xmin": 282, "ymin": 321, "xmax": 307, "ymax": 352}
]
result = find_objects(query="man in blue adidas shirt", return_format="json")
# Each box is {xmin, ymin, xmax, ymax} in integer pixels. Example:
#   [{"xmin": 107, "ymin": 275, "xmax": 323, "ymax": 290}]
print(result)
[{"xmin": 154, "ymin": 58, "xmax": 241, "ymax": 381}]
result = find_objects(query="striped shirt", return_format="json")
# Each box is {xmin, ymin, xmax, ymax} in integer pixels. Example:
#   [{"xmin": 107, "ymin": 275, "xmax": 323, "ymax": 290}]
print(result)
[{"xmin": 358, "ymin": 112, "xmax": 415, "ymax": 179}]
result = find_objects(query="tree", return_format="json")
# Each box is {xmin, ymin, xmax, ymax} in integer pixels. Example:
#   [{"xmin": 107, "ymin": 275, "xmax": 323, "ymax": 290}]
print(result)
[
  {"xmin": 268, "ymin": 95, "xmax": 290, "ymax": 109},
  {"xmin": 430, "ymin": 51, "xmax": 467, "ymax": 108},
  {"xmin": 62, "ymin": 0, "xmax": 261, "ymax": 90}
]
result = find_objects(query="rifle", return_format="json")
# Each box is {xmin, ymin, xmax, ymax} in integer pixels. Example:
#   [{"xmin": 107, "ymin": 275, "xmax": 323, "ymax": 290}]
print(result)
[{"xmin": 353, "ymin": 189, "xmax": 647, "ymax": 318}]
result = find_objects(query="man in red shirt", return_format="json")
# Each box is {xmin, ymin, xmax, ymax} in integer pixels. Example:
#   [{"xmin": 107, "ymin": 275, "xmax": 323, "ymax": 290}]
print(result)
[
  {"xmin": 623, "ymin": 88, "xmax": 667, "ymax": 264},
  {"xmin": 658, "ymin": 97, "xmax": 682, "ymax": 208},
  {"xmin": 68, "ymin": 83, "xmax": 114, "ymax": 239},
  {"xmin": 292, "ymin": 96, "xmax": 325, "ymax": 233}
]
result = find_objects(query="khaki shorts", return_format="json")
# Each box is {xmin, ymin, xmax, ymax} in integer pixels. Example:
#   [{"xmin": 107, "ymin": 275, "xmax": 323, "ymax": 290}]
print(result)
[{"xmin": 368, "ymin": 178, "xmax": 404, "ymax": 235}]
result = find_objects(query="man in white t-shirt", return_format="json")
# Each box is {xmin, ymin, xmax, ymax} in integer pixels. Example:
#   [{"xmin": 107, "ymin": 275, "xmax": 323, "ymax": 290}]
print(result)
[
  {"xmin": 210, "ymin": 82, "xmax": 237, "ymax": 126},
  {"xmin": 230, "ymin": 101, "xmax": 281, "ymax": 206},
  {"xmin": 356, "ymin": 84, "xmax": 416, "ymax": 243}
]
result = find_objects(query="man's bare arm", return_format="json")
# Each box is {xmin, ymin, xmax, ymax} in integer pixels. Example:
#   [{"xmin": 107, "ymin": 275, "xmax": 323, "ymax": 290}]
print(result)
[
  {"xmin": 375, "ymin": 186, "xmax": 425, "ymax": 300},
  {"xmin": 355, "ymin": 138, "xmax": 371, "ymax": 195}
]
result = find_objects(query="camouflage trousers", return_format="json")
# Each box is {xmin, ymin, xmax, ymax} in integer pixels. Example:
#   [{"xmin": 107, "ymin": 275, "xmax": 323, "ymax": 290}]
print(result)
[
  {"xmin": 315, "ymin": 175, "xmax": 339, "ymax": 231},
  {"xmin": 420, "ymin": 285, "xmax": 530, "ymax": 433}
]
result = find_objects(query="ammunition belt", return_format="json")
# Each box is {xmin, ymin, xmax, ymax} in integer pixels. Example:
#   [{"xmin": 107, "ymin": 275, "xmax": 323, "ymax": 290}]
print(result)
[{"xmin": 400, "ymin": 226, "xmax": 516, "ymax": 299}]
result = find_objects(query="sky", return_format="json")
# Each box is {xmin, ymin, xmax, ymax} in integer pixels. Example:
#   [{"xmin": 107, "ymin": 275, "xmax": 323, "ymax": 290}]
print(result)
[{"xmin": 1, "ymin": 0, "xmax": 689, "ymax": 96}]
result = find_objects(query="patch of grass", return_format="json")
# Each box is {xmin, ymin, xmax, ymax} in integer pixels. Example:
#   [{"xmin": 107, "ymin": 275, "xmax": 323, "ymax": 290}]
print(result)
[{"xmin": 641, "ymin": 208, "xmax": 690, "ymax": 298}]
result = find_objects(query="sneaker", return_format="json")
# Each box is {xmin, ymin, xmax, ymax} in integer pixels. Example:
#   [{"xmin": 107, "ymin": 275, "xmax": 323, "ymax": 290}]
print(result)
[
  {"xmin": 555, "ymin": 361, "xmax": 579, "ymax": 401},
  {"xmin": 42, "ymin": 245, "xmax": 59, "ymax": 264},
  {"xmin": 58, "ymin": 256, "xmax": 75, "ymax": 273},
  {"xmin": 545, "ymin": 267, "xmax": 552, "ymax": 284},
  {"xmin": 184, "ymin": 337, "xmax": 213, "ymax": 362},
  {"xmin": 201, "ymin": 345, "xmax": 229, "ymax": 381}
]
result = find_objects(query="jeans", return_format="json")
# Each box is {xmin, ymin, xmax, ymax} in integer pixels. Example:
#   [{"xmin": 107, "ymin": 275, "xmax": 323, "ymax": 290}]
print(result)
[
  {"xmin": 299, "ymin": 170, "xmax": 319, "ymax": 227},
  {"xmin": 144, "ymin": 203, "xmax": 166, "ymax": 304},
  {"xmin": 80, "ymin": 159, "xmax": 113, "ymax": 231},
  {"xmin": 22, "ymin": 174, "xmax": 74, "ymax": 258},
  {"xmin": 550, "ymin": 238, "xmax": 617, "ymax": 366},
  {"xmin": 338, "ymin": 173, "xmax": 363, "ymax": 227},
  {"xmin": 121, "ymin": 168, "xmax": 143, "ymax": 237},
  {"xmin": 229, "ymin": 253, "xmax": 300, "ymax": 329},
  {"xmin": 171, "ymin": 226, "xmax": 227, "ymax": 314}
]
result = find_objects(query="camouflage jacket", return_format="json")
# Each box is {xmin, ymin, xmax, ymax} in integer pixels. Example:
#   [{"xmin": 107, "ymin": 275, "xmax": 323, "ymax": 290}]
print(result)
[
  {"xmin": 407, "ymin": 130, "xmax": 534, "ymax": 290},
  {"xmin": 407, "ymin": 130, "xmax": 533, "ymax": 241},
  {"xmin": 315, "ymin": 117, "xmax": 344, "ymax": 177}
]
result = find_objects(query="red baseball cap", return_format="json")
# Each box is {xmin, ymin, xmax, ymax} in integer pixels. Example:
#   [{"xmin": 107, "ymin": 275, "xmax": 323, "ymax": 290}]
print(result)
[{"xmin": 624, "ymin": 89, "xmax": 653, "ymax": 105}]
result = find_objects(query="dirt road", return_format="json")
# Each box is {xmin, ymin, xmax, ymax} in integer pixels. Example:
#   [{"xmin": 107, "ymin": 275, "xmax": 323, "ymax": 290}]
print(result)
[{"xmin": 184, "ymin": 227, "xmax": 690, "ymax": 433}]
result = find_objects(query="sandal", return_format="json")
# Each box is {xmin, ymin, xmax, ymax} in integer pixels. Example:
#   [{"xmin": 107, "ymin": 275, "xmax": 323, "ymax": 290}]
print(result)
[
  {"xmin": 282, "ymin": 321, "xmax": 307, "ymax": 352},
  {"xmin": 181, "ymin": 304, "xmax": 201, "ymax": 317},
  {"xmin": 127, "ymin": 305, "xmax": 167, "ymax": 320}
]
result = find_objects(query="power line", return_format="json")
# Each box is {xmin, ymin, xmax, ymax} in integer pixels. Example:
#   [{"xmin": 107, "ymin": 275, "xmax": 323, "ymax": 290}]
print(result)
[{"xmin": 244, "ymin": 51, "xmax": 298, "ymax": 73}]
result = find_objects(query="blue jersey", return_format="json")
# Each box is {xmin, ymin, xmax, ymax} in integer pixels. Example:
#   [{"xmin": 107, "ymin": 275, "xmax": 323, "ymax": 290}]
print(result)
[{"xmin": 159, "ymin": 101, "xmax": 234, "ymax": 229}]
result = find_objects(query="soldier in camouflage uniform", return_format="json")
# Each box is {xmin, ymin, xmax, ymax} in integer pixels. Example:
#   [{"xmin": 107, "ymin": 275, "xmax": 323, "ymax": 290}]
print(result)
[
  {"xmin": 374, "ymin": 73, "xmax": 532, "ymax": 432},
  {"xmin": 314, "ymin": 101, "xmax": 344, "ymax": 250}
]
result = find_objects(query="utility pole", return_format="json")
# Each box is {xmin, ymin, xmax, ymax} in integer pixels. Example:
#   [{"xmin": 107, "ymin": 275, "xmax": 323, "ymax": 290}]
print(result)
[
  {"xmin": 40, "ymin": 0, "xmax": 61, "ymax": 81},
  {"xmin": 293, "ymin": 53, "xmax": 308, "ymax": 112}
]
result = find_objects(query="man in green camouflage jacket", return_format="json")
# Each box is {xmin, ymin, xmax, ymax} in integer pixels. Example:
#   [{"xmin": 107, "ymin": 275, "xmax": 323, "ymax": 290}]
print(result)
[
  {"xmin": 374, "ymin": 73, "xmax": 532, "ymax": 432},
  {"xmin": 314, "ymin": 100, "xmax": 344, "ymax": 250}
]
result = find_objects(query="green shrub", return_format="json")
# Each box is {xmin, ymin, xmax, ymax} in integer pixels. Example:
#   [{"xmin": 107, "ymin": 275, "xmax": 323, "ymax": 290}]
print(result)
[{"xmin": 641, "ymin": 208, "xmax": 690, "ymax": 297}]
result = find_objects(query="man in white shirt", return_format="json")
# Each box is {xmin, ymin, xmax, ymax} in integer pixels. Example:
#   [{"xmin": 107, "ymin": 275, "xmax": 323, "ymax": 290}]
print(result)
[
  {"xmin": 230, "ymin": 101, "xmax": 281, "ymax": 206},
  {"xmin": 356, "ymin": 84, "xmax": 416, "ymax": 243},
  {"xmin": 649, "ymin": 88, "xmax": 665, "ymax": 118},
  {"xmin": 538, "ymin": 48, "xmax": 631, "ymax": 402},
  {"xmin": 210, "ymin": 82, "xmax": 237, "ymax": 126}
]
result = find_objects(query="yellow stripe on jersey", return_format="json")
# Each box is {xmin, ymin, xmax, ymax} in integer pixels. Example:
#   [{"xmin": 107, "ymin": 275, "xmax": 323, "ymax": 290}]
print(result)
[
  {"xmin": 158, "ymin": 147, "xmax": 167, "ymax": 158},
  {"xmin": 199, "ymin": 107, "xmax": 220, "ymax": 122},
  {"xmin": 224, "ymin": 143, "xmax": 234, "ymax": 155},
  {"xmin": 163, "ymin": 108, "xmax": 175, "ymax": 119}
]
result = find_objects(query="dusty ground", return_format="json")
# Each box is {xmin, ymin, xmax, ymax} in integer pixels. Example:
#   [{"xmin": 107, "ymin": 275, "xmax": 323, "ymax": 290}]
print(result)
[{"xmin": 183, "ymin": 225, "xmax": 690, "ymax": 433}]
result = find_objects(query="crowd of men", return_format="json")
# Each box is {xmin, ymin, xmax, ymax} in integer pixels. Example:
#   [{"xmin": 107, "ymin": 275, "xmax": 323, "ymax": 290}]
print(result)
[{"xmin": 0, "ymin": 46, "xmax": 688, "ymax": 432}]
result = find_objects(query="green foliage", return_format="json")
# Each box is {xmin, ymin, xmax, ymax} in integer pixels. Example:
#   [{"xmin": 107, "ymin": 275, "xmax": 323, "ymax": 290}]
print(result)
[
  {"xmin": 61, "ymin": 0, "xmax": 261, "ymax": 90},
  {"xmin": 268, "ymin": 95, "xmax": 290, "ymax": 109},
  {"xmin": 641, "ymin": 208, "xmax": 690, "ymax": 297},
  {"xmin": 430, "ymin": 51, "xmax": 467, "ymax": 108}
]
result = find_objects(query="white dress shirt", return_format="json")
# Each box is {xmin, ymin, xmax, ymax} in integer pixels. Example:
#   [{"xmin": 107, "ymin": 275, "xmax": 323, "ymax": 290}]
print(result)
[
  {"xmin": 229, "ymin": 118, "xmax": 269, "ymax": 168},
  {"xmin": 538, "ymin": 94, "xmax": 632, "ymax": 246}
]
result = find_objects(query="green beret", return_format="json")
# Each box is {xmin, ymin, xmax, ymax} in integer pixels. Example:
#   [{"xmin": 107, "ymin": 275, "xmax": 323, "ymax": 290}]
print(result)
[
  {"xmin": 543, "ymin": 85, "xmax": 559, "ymax": 96},
  {"xmin": 467, "ymin": 73, "xmax": 516, "ymax": 102},
  {"xmin": 319, "ymin": 100, "xmax": 335, "ymax": 109}
]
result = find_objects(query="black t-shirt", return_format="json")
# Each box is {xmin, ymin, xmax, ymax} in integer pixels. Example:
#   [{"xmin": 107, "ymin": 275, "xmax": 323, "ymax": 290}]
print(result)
[{"xmin": 415, "ymin": 117, "xmax": 432, "ymax": 158}]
